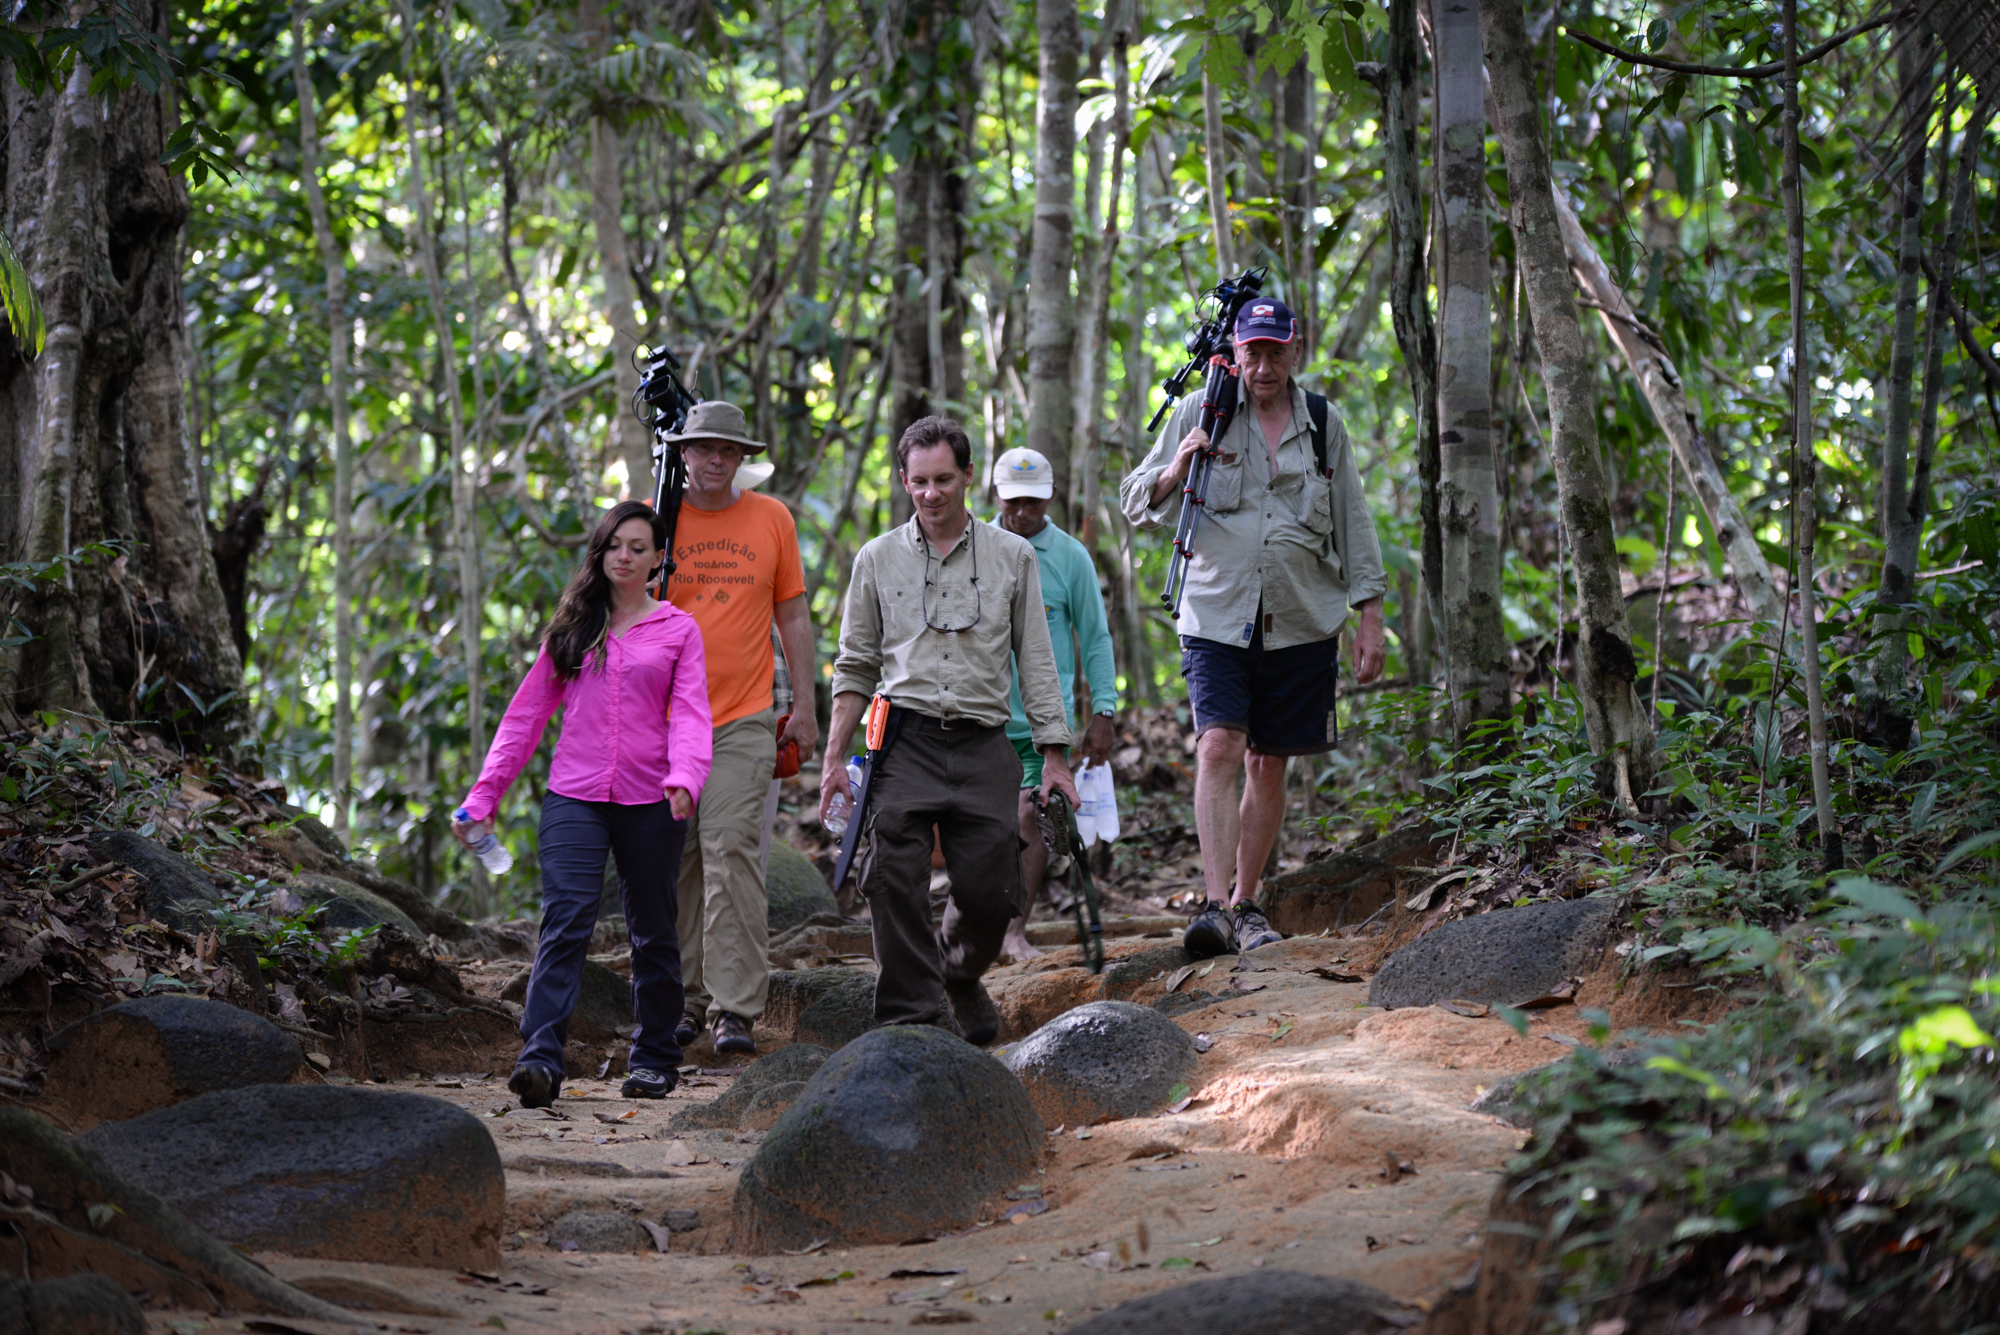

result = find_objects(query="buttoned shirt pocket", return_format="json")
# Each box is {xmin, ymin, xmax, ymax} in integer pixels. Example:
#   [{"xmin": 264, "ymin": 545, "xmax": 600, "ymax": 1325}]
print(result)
[
  {"xmin": 1204, "ymin": 453, "xmax": 1245, "ymax": 514},
  {"xmin": 1302, "ymin": 471, "xmax": 1336, "ymax": 538}
]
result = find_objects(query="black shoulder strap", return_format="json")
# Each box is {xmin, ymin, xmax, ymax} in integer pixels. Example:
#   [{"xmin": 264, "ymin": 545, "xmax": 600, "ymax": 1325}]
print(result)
[{"xmin": 1305, "ymin": 393, "xmax": 1330, "ymax": 477}]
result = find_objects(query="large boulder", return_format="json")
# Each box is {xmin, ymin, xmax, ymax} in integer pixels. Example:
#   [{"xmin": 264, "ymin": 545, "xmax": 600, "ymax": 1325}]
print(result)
[
  {"xmin": 767, "ymin": 843, "xmax": 837, "ymax": 933},
  {"xmin": 731, "ymin": 1026, "xmax": 1041, "ymax": 1253},
  {"xmin": 500, "ymin": 957, "xmax": 631, "ymax": 1042},
  {"xmin": 766, "ymin": 967, "xmax": 878, "ymax": 1049},
  {"xmin": 3, "ymin": 1272, "xmax": 145, "ymax": 1335},
  {"xmin": 1002, "ymin": 1001, "xmax": 1198, "ymax": 1128},
  {"xmin": 292, "ymin": 873, "xmax": 425, "ymax": 940},
  {"xmin": 44, "ymin": 996, "xmax": 301, "ymax": 1128},
  {"xmin": 78, "ymin": 1085, "xmax": 504, "ymax": 1270},
  {"xmin": 1067, "ymin": 1271, "xmax": 1415, "ymax": 1335},
  {"xmin": 0, "ymin": 1110, "xmax": 357, "ymax": 1320},
  {"xmin": 1369, "ymin": 896, "xmax": 1620, "ymax": 1010},
  {"xmin": 86, "ymin": 831, "xmax": 221, "ymax": 933},
  {"xmin": 669, "ymin": 1043, "xmax": 832, "ymax": 1131}
]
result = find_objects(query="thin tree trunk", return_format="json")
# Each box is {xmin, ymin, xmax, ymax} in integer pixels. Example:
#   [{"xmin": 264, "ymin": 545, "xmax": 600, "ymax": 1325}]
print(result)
[
  {"xmin": 1479, "ymin": 0, "xmax": 1654, "ymax": 803},
  {"xmin": 1076, "ymin": 0, "xmax": 1132, "ymax": 547},
  {"xmin": 1431, "ymin": 0, "xmax": 1510, "ymax": 743},
  {"xmin": 1780, "ymin": 0, "xmax": 1839, "ymax": 869},
  {"xmin": 1028, "ymin": 0, "xmax": 1081, "ymax": 527},
  {"xmin": 1869, "ymin": 23, "xmax": 1935, "ymax": 742},
  {"xmin": 1203, "ymin": 72, "xmax": 1234, "ymax": 272},
  {"xmin": 399, "ymin": 0, "xmax": 484, "ymax": 772},
  {"xmin": 1367, "ymin": 0, "xmax": 1441, "ymax": 760},
  {"xmin": 1551, "ymin": 191, "xmax": 1788, "ymax": 636},
  {"xmin": 579, "ymin": 0, "xmax": 651, "ymax": 501},
  {"xmin": 291, "ymin": 5, "xmax": 354, "ymax": 835}
]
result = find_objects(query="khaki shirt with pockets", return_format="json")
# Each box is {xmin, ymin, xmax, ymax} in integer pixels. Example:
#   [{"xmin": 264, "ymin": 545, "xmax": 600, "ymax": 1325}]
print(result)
[
  {"xmin": 1118, "ymin": 382, "xmax": 1386, "ymax": 651},
  {"xmin": 831, "ymin": 518, "xmax": 1074, "ymax": 749}
]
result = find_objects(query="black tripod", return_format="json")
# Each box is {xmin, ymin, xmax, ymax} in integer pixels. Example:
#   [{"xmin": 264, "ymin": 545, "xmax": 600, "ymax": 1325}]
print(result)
[{"xmin": 632, "ymin": 345, "xmax": 699, "ymax": 582}]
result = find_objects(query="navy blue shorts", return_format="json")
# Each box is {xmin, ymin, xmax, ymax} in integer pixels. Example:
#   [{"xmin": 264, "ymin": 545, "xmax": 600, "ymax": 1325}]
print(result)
[{"xmin": 1180, "ymin": 628, "xmax": 1340, "ymax": 756}]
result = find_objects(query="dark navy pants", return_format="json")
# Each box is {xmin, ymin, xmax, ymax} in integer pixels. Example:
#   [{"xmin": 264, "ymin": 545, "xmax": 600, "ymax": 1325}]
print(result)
[{"xmin": 518, "ymin": 793, "xmax": 688, "ymax": 1075}]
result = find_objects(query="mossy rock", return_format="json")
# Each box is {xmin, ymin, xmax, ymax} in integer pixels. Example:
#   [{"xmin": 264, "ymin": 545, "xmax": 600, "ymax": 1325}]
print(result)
[
  {"xmin": 767, "ymin": 843, "xmax": 837, "ymax": 934},
  {"xmin": 292, "ymin": 873, "xmax": 425, "ymax": 940}
]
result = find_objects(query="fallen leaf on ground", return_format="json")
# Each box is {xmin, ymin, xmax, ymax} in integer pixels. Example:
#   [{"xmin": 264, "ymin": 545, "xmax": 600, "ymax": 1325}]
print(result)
[
  {"xmin": 1191, "ymin": 1032, "xmax": 1214, "ymax": 1053},
  {"xmin": 1163, "ymin": 964, "xmax": 1198, "ymax": 993},
  {"xmin": 1001, "ymin": 1199, "xmax": 1048, "ymax": 1222},
  {"xmin": 638, "ymin": 1219, "xmax": 672, "ymax": 1252},
  {"xmin": 798, "ymin": 1270, "xmax": 854, "ymax": 1286},
  {"xmin": 888, "ymin": 1268, "xmax": 966, "ymax": 1279},
  {"xmin": 780, "ymin": 1237, "xmax": 830, "ymax": 1255},
  {"xmin": 1519, "ymin": 978, "xmax": 1579, "ymax": 1008},
  {"xmin": 1439, "ymin": 1000, "xmax": 1490, "ymax": 1018}
]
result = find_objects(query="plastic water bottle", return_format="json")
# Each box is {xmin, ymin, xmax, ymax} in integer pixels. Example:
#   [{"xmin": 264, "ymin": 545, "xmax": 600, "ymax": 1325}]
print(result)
[
  {"xmin": 1092, "ymin": 763, "xmax": 1121, "ymax": 843},
  {"xmin": 1073, "ymin": 764, "xmax": 1099, "ymax": 847},
  {"xmin": 824, "ymin": 759, "xmax": 864, "ymax": 836},
  {"xmin": 454, "ymin": 808, "xmax": 513, "ymax": 875}
]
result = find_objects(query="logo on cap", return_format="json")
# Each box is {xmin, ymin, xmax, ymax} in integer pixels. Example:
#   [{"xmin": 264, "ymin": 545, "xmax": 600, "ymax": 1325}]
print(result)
[{"xmin": 1253, "ymin": 304, "xmax": 1273, "ymax": 315}]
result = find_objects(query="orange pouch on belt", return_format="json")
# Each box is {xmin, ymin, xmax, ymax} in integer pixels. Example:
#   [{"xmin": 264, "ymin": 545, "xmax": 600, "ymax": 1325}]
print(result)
[
  {"xmin": 772, "ymin": 715, "xmax": 801, "ymax": 779},
  {"xmin": 864, "ymin": 694, "xmax": 892, "ymax": 751}
]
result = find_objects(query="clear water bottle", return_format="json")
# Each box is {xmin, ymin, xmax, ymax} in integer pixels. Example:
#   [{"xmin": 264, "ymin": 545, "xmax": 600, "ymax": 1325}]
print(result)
[
  {"xmin": 823, "ymin": 759, "xmax": 864, "ymax": 836},
  {"xmin": 1092, "ymin": 763, "xmax": 1121, "ymax": 842},
  {"xmin": 1073, "ymin": 763, "xmax": 1099, "ymax": 847},
  {"xmin": 454, "ymin": 808, "xmax": 513, "ymax": 875}
]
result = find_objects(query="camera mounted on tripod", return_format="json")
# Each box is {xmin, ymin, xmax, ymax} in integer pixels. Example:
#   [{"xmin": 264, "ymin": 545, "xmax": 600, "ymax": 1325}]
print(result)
[
  {"xmin": 631, "ymin": 344, "xmax": 700, "ymax": 582},
  {"xmin": 1146, "ymin": 264, "xmax": 1268, "ymax": 433}
]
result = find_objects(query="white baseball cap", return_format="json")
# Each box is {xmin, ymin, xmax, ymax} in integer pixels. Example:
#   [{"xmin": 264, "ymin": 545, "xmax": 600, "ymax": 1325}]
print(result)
[
  {"xmin": 994, "ymin": 447, "xmax": 1055, "ymax": 500},
  {"xmin": 735, "ymin": 459, "xmax": 775, "ymax": 490}
]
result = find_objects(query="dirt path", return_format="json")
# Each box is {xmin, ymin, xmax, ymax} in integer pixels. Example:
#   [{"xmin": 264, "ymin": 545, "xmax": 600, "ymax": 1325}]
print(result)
[{"xmin": 143, "ymin": 932, "xmax": 1631, "ymax": 1335}]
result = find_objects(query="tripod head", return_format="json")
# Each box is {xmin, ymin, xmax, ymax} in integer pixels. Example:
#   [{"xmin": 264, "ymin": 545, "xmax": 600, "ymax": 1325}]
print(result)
[{"xmin": 1146, "ymin": 264, "xmax": 1268, "ymax": 432}]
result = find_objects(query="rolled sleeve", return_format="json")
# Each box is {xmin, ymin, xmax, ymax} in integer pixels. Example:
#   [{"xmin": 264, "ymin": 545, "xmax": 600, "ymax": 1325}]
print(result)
[
  {"xmin": 1011, "ymin": 552, "xmax": 1072, "ymax": 749},
  {"xmin": 1118, "ymin": 398, "xmax": 1197, "ymax": 530},
  {"xmin": 829, "ymin": 547, "xmax": 885, "ymax": 700}
]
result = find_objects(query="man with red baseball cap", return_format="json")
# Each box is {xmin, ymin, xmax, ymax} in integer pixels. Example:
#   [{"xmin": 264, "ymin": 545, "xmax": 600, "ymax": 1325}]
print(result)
[{"xmin": 1118, "ymin": 297, "xmax": 1386, "ymax": 957}]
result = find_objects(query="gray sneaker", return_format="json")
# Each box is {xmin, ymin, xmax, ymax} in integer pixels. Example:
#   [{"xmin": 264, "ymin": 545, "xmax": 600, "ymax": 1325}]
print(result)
[
  {"xmin": 1233, "ymin": 901, "xmax": 1283, "ymax": 952},
  {"xmin": 1183, "ymin": 899, "xmax": 1237, "ymax": 958}
]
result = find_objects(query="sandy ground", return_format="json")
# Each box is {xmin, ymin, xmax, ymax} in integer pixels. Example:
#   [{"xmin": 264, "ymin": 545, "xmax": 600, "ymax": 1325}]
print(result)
[{"xmin": 139, "ymin": 931, "xmax": 1647, "ymax": 1335}]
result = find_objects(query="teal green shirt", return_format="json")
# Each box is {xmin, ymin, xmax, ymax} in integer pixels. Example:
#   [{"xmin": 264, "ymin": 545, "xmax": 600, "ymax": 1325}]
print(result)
[{"xmin": 989, "ymin": 518, "xmax": 1118, "ymax": 743}]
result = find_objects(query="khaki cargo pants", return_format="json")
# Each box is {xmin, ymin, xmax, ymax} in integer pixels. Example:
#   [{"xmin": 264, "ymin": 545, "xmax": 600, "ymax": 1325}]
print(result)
[{"xmin": 677, "ymin": 709, "xmax": 777, "ymax": 1023}]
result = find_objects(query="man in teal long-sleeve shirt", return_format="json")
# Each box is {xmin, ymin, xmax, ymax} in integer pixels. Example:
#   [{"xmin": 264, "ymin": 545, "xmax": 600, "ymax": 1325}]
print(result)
[{"xmin": 989, "ymin": 447, "xmax": 1118, "ymax": 962}]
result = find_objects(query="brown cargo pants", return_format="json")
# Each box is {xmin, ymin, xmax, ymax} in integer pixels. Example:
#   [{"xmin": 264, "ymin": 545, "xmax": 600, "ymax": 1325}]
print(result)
[{"xmin": 856, "ymin": 713, "xmax": 1025, "ymax": 1028}]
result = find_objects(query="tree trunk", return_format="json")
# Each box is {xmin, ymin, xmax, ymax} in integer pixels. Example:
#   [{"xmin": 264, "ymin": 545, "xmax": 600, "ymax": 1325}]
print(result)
[
  {"xmin": 579, "ymin": 0, "xmax": 651, "ymax": 501},
  {"xmin": 1431, "ymin": 0, "xmax": 1511, "ymax": 744},
  {"xmin": 1551, "ymin": 191, "xmax": 1788, "ymax": 636},
  {"xmin": 291, "ymin": 5, "xmax": 354, "ymax": 833},
  {"xmin": 399, "ymin": 0, "xmax": 484, "ymax": 773},
  {"xmin": 1479, "ymin": 0, "xmax": 1655, "ymax": 803},
  {"xmin": 1868, "ymin": 23, "xmax": 1935, "ymax": 744},
  {"xmin": 0, "ymin": 8, "xmax": 243, "ymax": 739},
  {"xmin": 1028, "ymin": 0, "xmax": 1080, "ymax": 528},
  {"xmin": 1203, "ymin": 72, "xmax": 1234, "ymax": 272},
  {"xmin": 1780, "ymin": 0, "xmax": 1839, "ymax": 869},
  {"xmin": 1074, "ymin": 0, "xmax": 1132, "ymax": 545}
]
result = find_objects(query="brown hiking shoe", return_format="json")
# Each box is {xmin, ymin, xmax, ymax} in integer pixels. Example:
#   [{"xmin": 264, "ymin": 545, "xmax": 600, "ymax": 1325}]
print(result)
[{"xmin": 713, "ymin": 1011, "xmax": 757, "ymax": 1055}]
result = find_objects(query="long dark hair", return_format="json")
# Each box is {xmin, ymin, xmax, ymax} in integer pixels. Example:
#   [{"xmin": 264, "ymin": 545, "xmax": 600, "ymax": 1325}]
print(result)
[{"xmin": 544, "ymin": 500, "xmax": 667, "ymax": 680}]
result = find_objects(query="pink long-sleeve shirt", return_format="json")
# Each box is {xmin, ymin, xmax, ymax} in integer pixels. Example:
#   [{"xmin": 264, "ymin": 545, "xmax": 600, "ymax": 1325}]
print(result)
[{"xmin": 461, "ymin": 601, "xmax": 714, "ymax": 823}]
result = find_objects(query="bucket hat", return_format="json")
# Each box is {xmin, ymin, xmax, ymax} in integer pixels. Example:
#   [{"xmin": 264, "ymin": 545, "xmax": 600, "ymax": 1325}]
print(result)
[{"xmin": 663, "ymin": 400, "xmax": 768, "ymax": 455}]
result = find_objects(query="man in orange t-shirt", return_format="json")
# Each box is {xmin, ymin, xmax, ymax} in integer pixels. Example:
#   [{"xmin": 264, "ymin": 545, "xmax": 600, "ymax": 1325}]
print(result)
[{"xmin": 660, "ymin": 401, "xmax": 816, "ymax": 1056}]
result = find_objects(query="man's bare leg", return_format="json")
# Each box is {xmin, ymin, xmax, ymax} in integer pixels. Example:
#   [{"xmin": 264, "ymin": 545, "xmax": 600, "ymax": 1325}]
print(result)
[
  {"xmin": 1233, "ymin": 754, "xmax": 1288, "ymax": 906},
  {"xmin": 1194, "ymin": 728, "xmax": 1251, "ymax": 904},
  {"xmin": 998, "ymin": 788, "xmax": 1047, "ymax": 964}
]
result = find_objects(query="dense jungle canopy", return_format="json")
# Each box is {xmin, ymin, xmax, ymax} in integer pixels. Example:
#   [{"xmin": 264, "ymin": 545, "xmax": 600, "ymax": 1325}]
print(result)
[{"xmin": 1, "ymin": 0, "xmax": 1997, "ymax": 920}]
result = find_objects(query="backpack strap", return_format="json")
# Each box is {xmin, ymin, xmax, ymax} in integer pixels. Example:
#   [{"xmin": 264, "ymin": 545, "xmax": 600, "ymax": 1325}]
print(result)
[{"xmin": 1305, "ymin": 392, "xmax": 1331, "ymax": 478}]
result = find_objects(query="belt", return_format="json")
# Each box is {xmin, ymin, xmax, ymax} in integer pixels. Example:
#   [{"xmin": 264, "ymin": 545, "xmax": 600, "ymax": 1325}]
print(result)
[{"xmin": 907, "ymin": 710, "xmax": 1001, "ymax": 735}]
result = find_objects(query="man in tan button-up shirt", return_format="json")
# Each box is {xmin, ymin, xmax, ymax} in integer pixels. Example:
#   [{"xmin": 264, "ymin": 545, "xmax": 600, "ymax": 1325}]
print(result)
[
  {"xmin": 1120, "ymin": 297, "xmax": 1386, "ymax": 960},
  {"xmin": 823, "ymin": 416, "xmax": 1078, "ymax": 1044}
]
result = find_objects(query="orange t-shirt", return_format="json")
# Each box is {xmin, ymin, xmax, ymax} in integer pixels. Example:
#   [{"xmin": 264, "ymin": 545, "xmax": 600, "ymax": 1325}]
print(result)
[{"xmin": 663, "ymin": 490, "xmax": 807, "ymax": 728}]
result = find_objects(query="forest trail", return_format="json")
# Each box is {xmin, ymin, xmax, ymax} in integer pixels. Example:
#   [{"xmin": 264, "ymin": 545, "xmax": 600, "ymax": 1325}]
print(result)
[{"xmin": 132, "ymin": 928, "xmax": 1705, "ymax": 1335}]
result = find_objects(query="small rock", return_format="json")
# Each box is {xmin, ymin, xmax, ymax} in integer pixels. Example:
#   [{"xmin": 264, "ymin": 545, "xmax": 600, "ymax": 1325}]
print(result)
[
  {"xmin": 767, "ymin": 843, "xmax": 838, "ymax": 933},
  {"xmin": 663, "ymin": 1208, "xmax": 702, "ymax": 1232},
  {"xmin": 669, "ymin": 1043, "xmax": 832, "ymax": 1131},
  {"xmin": 500, "ymin": 958, "xmax": 632, "ymax": 1042},
  {"xmin": 78, "ymin": 1085, "xmax": 504, "ymax": 1270},
  {"xmin": 8, "ymin": 1272, "xmax": 146, "ymax": 1335},
  {"xmin": 732, "ymin": 1026, "xmax": 1041, "ymax": 1253},
  {"xmin": 1097, "ymin": 945, "xmax": 1197, "ymax": 1002},
  {"xmin": 45, "ymin": 995, "xmax": 302, "ymax": 1127},
  {"xmin": 1369, "ymin": 898, "xmax": 1620, "ymax": 1011},
  {"xmin": 1003, "ymin": 1001, "xmax": 1199, "ymax": 1129},
  {"xmin": 547, "ymin": 1210, "xmax": 650, "ymax": 1253},
  {"xmin": 1067, "ymin": 1270, "xmax": 1414, "ymax": 1334}
]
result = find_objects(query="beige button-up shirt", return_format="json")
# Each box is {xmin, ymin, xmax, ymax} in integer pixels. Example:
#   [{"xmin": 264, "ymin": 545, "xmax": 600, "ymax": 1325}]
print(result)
[
  {"xmin": 831, "ymin": 517, "xmax": 1074, "ymax": 748},
  {"xmin": 1119, "ymin": 382, "xmax": 1386, "ymax": 650}
]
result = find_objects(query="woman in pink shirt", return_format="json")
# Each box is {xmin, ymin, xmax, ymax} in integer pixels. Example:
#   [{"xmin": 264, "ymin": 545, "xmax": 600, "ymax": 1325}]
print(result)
[{"xmin": 454, "ymin": 500, "xmax": 713, "ymax": 1107}]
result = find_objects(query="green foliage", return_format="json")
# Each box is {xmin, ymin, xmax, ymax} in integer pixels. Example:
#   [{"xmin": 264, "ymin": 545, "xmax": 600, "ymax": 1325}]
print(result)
[{"xmin": 0, "ymin": 225, "xmax": 43, "ymax": 356}]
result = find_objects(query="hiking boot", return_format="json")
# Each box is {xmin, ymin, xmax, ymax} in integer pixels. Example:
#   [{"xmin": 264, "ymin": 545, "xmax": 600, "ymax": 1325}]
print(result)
[
  {"xmin": 507, "ymin": 1061, "xmax": 561, "ymax": 1110},
  {"xmin": 1182, "ymin": 899, "xmax": 1238, "ymax": 958},
  {"xmin": 621, "ymin": 1067, "xmax": 677, "ymax": 1099},
  {"xmin": 673, "ymin": 1011, "xmax": 704, "ymax": 1048},
  {"xmin": 1233, "ymin": 901, "xmax": 1283, "ymax": 953},
  {"xmin": 945, "ymin": 977, "xmax": 1000, "ymax": 1047},
  {"xmin": 713, "ymin": 1012, "xmax": 757, "ymax": 1055}
]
